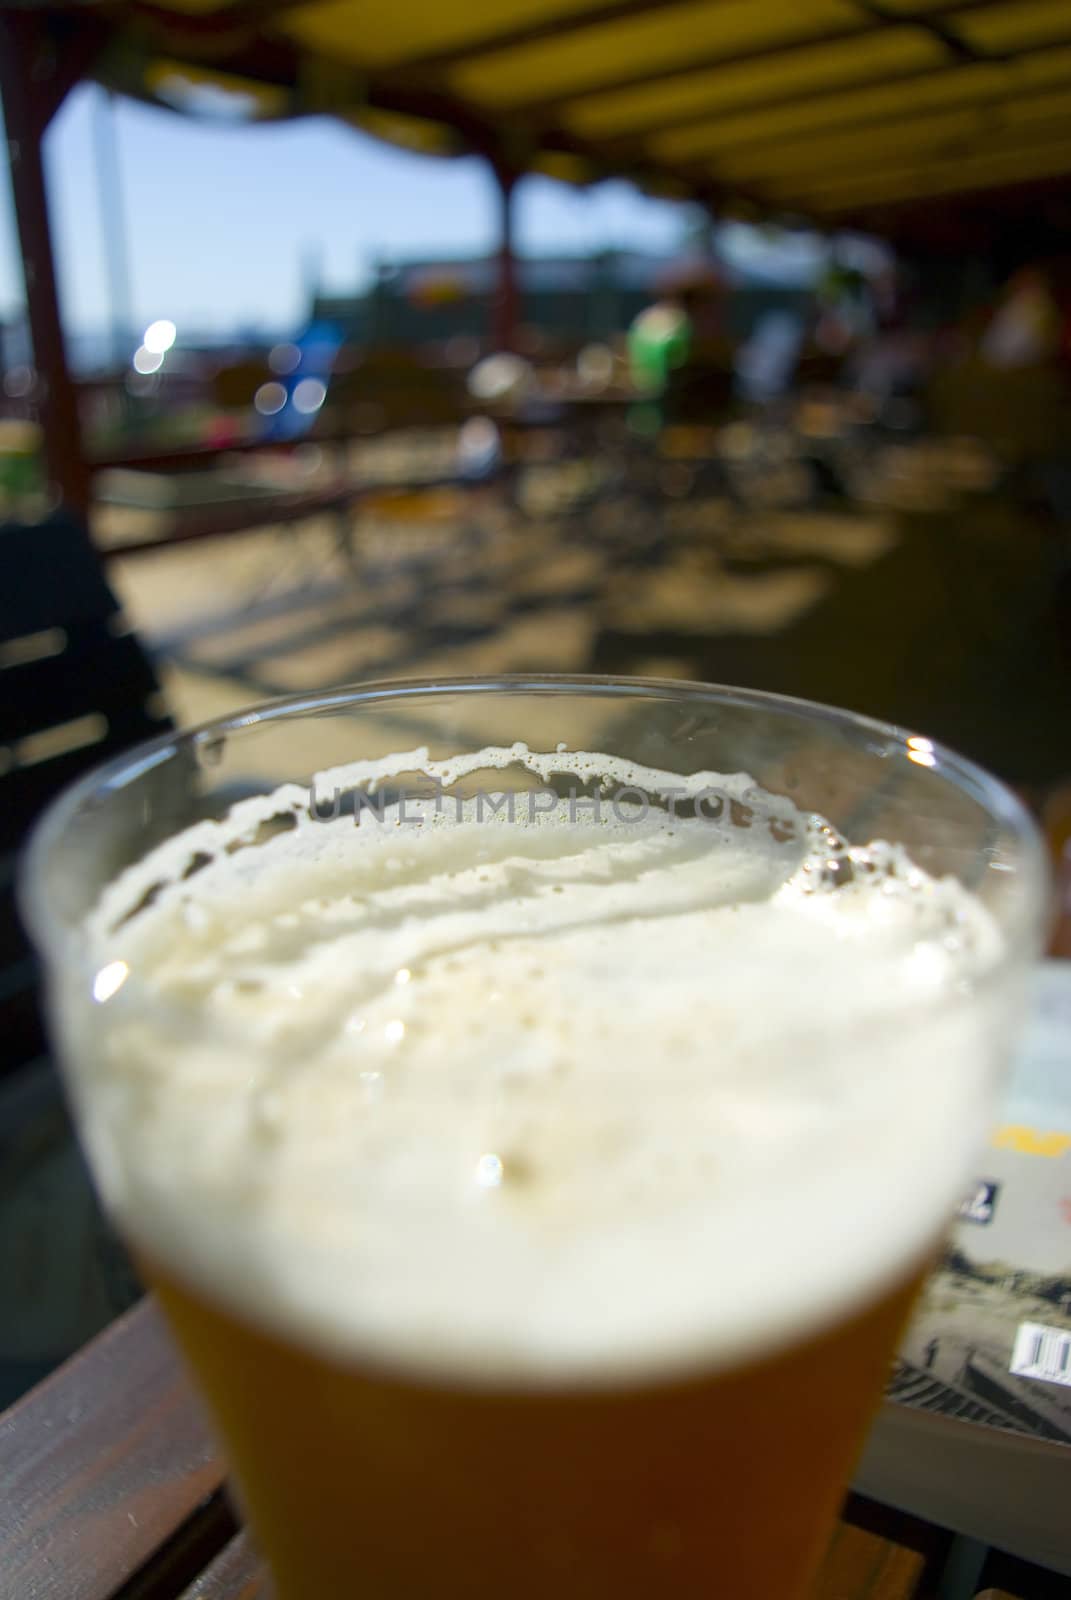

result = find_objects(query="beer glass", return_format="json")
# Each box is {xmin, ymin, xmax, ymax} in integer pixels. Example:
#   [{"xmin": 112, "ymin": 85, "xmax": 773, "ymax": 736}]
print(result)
[{"xmin": 22, "ymin": 677, "xmax": 1047, "ymax": 1599}]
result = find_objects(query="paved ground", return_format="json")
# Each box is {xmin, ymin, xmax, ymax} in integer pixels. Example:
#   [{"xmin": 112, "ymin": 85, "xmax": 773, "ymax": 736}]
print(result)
[{"xmin": 101, "ymin": 432, "xmax": 1071, "ymax": 787}]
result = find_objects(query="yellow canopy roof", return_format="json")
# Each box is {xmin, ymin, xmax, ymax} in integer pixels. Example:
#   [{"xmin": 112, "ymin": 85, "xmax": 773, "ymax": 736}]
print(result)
[{"xmin": 77, "ymin": 0, "xmax": 1071, "ymax": 232}]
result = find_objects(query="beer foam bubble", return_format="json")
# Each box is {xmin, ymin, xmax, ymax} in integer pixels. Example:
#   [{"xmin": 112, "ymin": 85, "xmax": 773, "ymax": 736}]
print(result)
[{"xmin": 65, "ymin": 744, "xmax": 1009, "ymax": 1384}]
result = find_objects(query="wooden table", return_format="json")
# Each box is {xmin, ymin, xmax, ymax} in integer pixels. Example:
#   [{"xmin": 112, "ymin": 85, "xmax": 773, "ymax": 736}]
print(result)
[{"xmin": 0, "ymin": 1299, "xmax": 1054, "ymax": 1600}]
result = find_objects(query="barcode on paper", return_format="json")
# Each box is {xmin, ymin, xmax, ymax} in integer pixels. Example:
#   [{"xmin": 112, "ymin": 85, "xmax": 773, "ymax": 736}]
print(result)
[{"xmin": 1010, "ymin": 1322, "xmax": 1071, "ymax": 1387}]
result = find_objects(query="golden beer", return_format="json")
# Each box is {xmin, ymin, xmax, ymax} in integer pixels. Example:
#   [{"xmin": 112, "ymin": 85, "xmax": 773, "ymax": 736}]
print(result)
[
  {"xmin": 150, "ymin": 1259, "xmax": 925, "ymax": 1599},
  {"xmin": 24, "ymin": 682, "xmax": 1045, "ymax": 1600}
]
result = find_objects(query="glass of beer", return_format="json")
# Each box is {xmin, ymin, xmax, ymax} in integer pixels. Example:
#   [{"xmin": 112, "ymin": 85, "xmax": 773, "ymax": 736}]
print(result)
[{"xmin": 22, "ymin": 677, "xmax": 1047, "ymax": 1599}]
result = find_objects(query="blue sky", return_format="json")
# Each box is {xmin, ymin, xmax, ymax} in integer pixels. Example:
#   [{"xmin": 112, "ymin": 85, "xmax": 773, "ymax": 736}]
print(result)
[{"xmin": 0, "ymin": 84, "xmax": 691, "ymax": 342}]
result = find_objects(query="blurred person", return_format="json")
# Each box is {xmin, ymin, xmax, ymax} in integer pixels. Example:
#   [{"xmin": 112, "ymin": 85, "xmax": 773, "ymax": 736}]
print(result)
[
  {"xmin": 981, "ymin": 266, "xmax": 1062, "ymax": 370},
  {"xmin": 627, "ymin": 290, "xmax": 693, "ymax": 398},
  {"xmin": 848, "ymin": 264, "xmax": 934, "ymax": 417},
  {"xmin": 628, "ymin": 264, "xmax": 728, "ymax": 436},
  {"xmin": 736, "ymin": 310, "xmax": 805, "ymax": 404},
  {"xmin": 930, "ymin": 261, "xmax": 1071, "ymax": 515},
  {"xmin": 813, "ymin": 254, "xmax": 872, "ymax": 357}
]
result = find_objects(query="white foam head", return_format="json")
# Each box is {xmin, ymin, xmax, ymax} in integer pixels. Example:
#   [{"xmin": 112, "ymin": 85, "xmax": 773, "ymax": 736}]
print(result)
[{"xmin": 64, "ymin": 745, "xmax": 1009, "ymax": 1384}]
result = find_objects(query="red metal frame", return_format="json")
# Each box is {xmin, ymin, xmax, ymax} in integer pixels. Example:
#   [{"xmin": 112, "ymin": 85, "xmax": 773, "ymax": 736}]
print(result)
[
  {"xmin": 491, "ymin": 161, "xmax": 520, "ymax": 354},
  {"xmin": 0, "ymin": 9, "xmax": 105, "ymax": 518}
]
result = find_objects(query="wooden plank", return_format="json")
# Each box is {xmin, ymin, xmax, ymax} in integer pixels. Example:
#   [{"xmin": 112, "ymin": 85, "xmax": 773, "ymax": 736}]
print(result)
[
  {"xmin": 812, "ymin": 1495, "xmax": 946, "ymax": 1599},
  {"xmin": 177, "ymin": 1533, "xmax": 269, "ymax": 1600},
  {"xmin": 109, "ymin": 1491, "xmax": 237, "ymax": 1600},
  {"xmin": 176, "ymin": 1497, "xmax": 939, "ymax": 1599},
  {"xmin": 973, "ymin": 1549, "xmax": 1071, "ymax": 1600},
  {"xmin": 173, "ymin": 1516, "xmax": 936, "ymax": 1600},
  {"xmin": 0, "ymin": 1299, "xmax": 224, "ymax": 1600},
  {"xmin": 814, "ymin": 1522, "xmax": 926, "ymax": 1599},
  {"xmin": 175, "ymin": 1502, "xmax": 937, "ymax": 1600}
]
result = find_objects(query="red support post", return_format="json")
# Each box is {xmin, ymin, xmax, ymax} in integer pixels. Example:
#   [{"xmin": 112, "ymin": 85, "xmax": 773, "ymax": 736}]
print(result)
[
  {"xmin": 0, "ymin": 10, "xmax": 92, "ymax": 518},
  {"xmin": 490, "ymin": 158, "xmax": 519, "ymax": 354}
]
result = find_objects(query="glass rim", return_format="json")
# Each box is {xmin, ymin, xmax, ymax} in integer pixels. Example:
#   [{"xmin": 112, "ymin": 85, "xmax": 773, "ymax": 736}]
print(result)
[{"xmin": 19, "ymin": 672, "xmax": 1050, "ymax": 957}]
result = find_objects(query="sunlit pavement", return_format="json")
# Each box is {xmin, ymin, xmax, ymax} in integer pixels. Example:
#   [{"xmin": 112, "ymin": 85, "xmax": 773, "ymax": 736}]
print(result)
[{"xmin": 106, "ymin": 448, "xmax": 1071, "ymax": 788}]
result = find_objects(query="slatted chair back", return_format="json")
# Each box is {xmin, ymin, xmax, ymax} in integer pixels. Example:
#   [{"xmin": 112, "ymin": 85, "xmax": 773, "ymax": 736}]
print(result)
[{"xmin": 0, "ymin": 512, "xmax": 171, "ymax": 1075}]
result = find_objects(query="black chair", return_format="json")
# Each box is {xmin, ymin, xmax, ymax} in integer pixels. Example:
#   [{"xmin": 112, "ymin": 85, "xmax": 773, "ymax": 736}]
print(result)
[
  {"xmin": 0, "ymin": 509, "xmax": 171, "ymax": 1076},
  {"xmin": 0, "ymin": 510, "xmax": 172, "ymax": 1403}
]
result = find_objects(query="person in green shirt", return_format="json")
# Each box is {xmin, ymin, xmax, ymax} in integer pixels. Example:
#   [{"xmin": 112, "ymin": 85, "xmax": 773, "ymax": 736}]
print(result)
[
  {"xmin": 627, "ymin": 293, "xmax": 694, "ymax": 438},
  {"xmin": 628, "ymin": 294, "xmax": 694, "ymax": 396}
]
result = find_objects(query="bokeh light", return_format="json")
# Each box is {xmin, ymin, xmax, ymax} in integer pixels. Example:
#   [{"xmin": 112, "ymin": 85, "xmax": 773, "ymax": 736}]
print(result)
[
  {"xmin": 254, "ymin": 381, "xmax": 287, "ymax": 416},
  {"xmin": 143, "ymin": 319, "xmax": 177, "ymax": 355},
  {"xmin": 269, "ymin": 343, "xmax": 301, "ymax": 375},
  {"xmin": 292, "ymin": 378, "xmax": 327, "ymax": 414},
  {"xmin": 133, "ymin": 346, "xmax": 164, "ymax": 375},
  {"xmin": 576, "ymin": 343, "xmax": 615, "ymax": 390},
  {"xmin": 3, "ymin": 365, "xmax": 35, "ymax": 399},
  {"xmin": 468, "ymin": 353, "xmax": 532, "ymax": 402}
]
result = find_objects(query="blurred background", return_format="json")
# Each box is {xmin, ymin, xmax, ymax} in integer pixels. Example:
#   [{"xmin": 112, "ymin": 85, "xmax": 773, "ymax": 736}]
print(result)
[{"xmin": 1, "ymin": 0, "xmax": 1071, "ymax": 1399}]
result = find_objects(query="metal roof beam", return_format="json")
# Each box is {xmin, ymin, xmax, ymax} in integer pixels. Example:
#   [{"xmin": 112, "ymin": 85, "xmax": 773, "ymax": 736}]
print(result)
[
  {"xmin": 607, "ymin": 60, "xmax": 959, "ymax": 147},
  {"xmin": 131, "ymin": 0, "xmax": 322, "ymax": 47},
  {"xmin": 391, "ymin": 0, "xmax": 690, "ymax": 72},
  {"xmin": 105, "ymin": 2, "xmax": 767, "ymax": 208},
  {"xmin": 835, "ymin": 168, "xmax": 1071, "ymax": 231},
  {"xmin": 601, "ymin": 39, "xmax": 1055, "ymax": 149},
  {"xmin": 503, "ymin": 21, "xmax": 874, "ymax": 115},
  {"xmin": 741, "ymin": 109, "xmax": 1071, "ymax": 195},
  {"xmin": 778, "ymin": 134, "xmax": 1071, "ymax": 211},
  {"xmin": 505, "ymin": 0, "xmax": 1003, "ymax": 117},
  {"xmin": 669, "ymin": 69, "xmax": 1071, "ymax": 164},
  {"xmin": 811, "ymin": 158, "xmax": 1071, "ymax": 213},
  {"xmin": 853, "ymin": 1, "xmax": 986, "ymax": 63}
]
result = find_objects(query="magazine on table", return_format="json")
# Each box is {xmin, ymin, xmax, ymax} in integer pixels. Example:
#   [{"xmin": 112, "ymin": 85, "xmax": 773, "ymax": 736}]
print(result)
[{"xmin": 888, "ymin": 960, "xmax": 1071, "ymax": 1447}]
